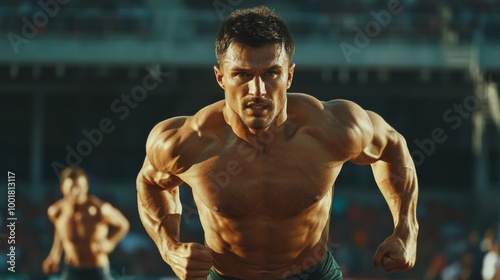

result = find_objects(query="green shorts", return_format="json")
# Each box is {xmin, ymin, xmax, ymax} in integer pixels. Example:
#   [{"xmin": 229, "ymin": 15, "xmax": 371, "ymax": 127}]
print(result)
[{"xmin": 208, "ymin": 250, "xmax": 343, "ymax": 280}]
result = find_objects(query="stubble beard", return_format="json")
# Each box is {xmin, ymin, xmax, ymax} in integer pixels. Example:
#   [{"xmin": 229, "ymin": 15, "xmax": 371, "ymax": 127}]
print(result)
[
  {"xmin": 240, "ymin": 97, "xmax": 275, "ymax": 130},
  {"xmin": 243, "ymin": 116, "xmax": 269, "ymax": 130},
  {"xmin": 240, "ymin": 107, "xmax": 276, "ymax": 130}
]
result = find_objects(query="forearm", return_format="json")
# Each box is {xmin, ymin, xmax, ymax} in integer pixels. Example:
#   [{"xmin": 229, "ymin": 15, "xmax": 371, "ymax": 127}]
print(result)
[
  {"xmin": 48, "ymin": 234, "xmax": 63, "ymax": 259},
  {"xmin": 108, "ymin": 221, "xmax": 129, "ymax": 246},
  {"xmin": 371, "ymin": 135, "xmax": 419, "ymax": 235},
  {"xmin": 373, "ymin": 163, "xmax": 418, "ymax": 233},
  {"xmin": 43, "ymin": 232, "xmax": 63, "ymax": 274},
  {"xmin": 137, "ymin": 181, "xmax": 182, "ymax": 256}
]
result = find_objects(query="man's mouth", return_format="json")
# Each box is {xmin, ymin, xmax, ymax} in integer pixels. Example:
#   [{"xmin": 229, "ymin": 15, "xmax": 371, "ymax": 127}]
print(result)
[
  {"xmin": 244, "ymin": 98, "xmax": 272, "ymax": 114},
  {"xmin": 248, "ymin": 104, "xmax": 266, "ymax": 109},
  {"xmin": 245, "ymin": 103, "xmax": 269, "ymax": 115}
]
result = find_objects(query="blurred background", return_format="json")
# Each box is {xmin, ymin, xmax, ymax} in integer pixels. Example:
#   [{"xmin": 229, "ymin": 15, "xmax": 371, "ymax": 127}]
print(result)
[{"xmin": 0, "ymin": 0, "xmax": 500, "ymax": 279}]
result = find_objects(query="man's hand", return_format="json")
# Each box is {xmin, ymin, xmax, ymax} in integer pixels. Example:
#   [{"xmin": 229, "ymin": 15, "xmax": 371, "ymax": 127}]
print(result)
[
  {"xmin": 373, "ymin": 234, "xmax": 417, "ymax": 273},
  {"xmin": 165, "ymin": 242, "xmax": 213, "ymax": 280},
  {"xmin": 42, "ymin": 255, "xmax": 60, "ymax": 275}
]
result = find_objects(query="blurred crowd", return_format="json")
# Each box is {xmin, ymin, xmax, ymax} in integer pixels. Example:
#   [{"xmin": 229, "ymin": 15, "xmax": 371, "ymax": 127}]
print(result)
[
  {"xmin": 0, "ymin": 0, "xmax": 152, "ymax": 37},
  {"xmin": 328, "ymin": 198, "xmax": 500, "ymax": 280},
  {"xmin": 186, "ymin": 0, "xmax": 500, "ymax": 43},
  {"xmin": 0, "ymin": 0, "xmax": 499, "ymax": 43}
]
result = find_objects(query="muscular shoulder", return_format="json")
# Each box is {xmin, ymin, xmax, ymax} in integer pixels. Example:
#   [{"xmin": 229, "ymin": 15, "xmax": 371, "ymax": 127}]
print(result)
[
  {"xmin": 47, "ymin": 200, "xmax": 63, "ymax": 221},
  {"xmin": 323, "ymin": 99, "xmax": 371, "ymax": 126},
  {"xmin": 287, "ymin": 94, "xmax": 366, "ymax": 124},
  {"xmin": 324, "ymin": 99, "xmax": 374, "ymax": 156},
  {"xmin": 288, "ymin": 94, "xmax": 373, "ymax": 158},
  {"xmin": 90, "ymin": 197, "xmax": 115, "ymax": 217},
  {"xmin": 87, "ymin": 196, "xmax": 115, "ymax": 218},
  {"xmin": 87, "ymin": 195, "xmax": 104, "ymax": 207},
  {"xmin": 287, "ymin": 93, "xmax": 325, "ymax": 112},
  {"xmin": 145, "ymin": 115, "xmax": 190, "ymax": 172},
  {"xmin": 145, "ymin": 101, "xmax": 225, "ymax": 172}
]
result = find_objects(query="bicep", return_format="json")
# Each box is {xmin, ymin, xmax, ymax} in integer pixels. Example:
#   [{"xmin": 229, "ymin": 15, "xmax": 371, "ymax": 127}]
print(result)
[
  {"xmin": 136, "ymin": 157, "xmax": 183, "ymax": 215},
  {"xmin": 49, "ymin": 220, "xmax": 63, "ymax": 254},
  {"xmin": 137, "ymin": 118, "xmax": 185, "ymax": 191},
  {"xmin": 52, "ymin": 231, "xmax": 62, "ymax": 246},
  {"xmin": 101, "ymin": 203, "xmax": 129, "ymax": 228},
  {"xmin": 349, "ymin": 110, "xmax": 401, "ymax": 165},
  {"xmin": 47, "ymin": 204, "xmax": 60, "ymax": 224},
  {"xmin": 136, "ymin": 156, "xmax": 183, "ymax": 192},
  {"xmin": 136, "ymin": 118, "xmax": 186, "ymax": 215}
]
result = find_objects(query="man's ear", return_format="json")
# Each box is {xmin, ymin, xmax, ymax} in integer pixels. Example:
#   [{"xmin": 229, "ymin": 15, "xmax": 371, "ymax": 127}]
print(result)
[
  {"xmin": 214, "ymin": 65, "xmax": 225, "ymax": 89},
  {"xmin": 287, "ymin": 63, "xmax": 295, "ymax": 89}
]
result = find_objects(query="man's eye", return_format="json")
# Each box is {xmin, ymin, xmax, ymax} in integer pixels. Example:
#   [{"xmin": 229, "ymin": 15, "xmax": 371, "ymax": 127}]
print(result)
[
  {"xmin": 235, "ymin": 72, "xmax": 249, "ymax": 77},
  {"xmin": 265, "ymin": 71, "xmax": 277, "ymax": 76}
]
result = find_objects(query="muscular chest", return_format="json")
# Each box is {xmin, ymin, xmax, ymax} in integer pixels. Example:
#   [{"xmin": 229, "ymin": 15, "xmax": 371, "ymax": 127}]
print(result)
[
  {"xmin": 55, "ymin": 206, "xmax": 104, "ymax": 241},
  {"xmin": 181, "ymin": 137, "xmax": 341, "ymax": 218}
]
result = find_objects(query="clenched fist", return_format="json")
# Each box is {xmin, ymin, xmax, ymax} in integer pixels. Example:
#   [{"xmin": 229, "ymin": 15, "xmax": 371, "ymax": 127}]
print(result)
[
  {"xmin": 165, "ymin": 242, "xmax": 213, "ymax": 280},
  {"xmin": 42, "ymin": 255, "xmax": 60, "ymax": 275},
  {"xmin": 373, "ymin": 233, "xmax": 417, "ymax": 273}
]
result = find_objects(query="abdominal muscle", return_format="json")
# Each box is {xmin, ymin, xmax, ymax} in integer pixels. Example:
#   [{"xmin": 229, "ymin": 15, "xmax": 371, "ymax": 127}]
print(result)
[
  {"xmin": 197, "ymin": 193, "xmax": 332, "ymax": 279},
  {"xmin": 56, "ymin": 220, "xmax": 110, "ymax": 268},
  {"xmin": 61, "ymin": 240, "xmax": 110, "ymax": 268}
]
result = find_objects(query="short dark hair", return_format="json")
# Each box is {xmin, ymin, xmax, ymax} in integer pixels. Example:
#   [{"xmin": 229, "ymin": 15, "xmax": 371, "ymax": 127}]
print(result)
[
  {"xmin": 59, "ymin": 166, "xmax": 88, "ymax": 183},
  {"xmin": 215, "ymin": 6, "xmax": 295, "ymax": 65}
]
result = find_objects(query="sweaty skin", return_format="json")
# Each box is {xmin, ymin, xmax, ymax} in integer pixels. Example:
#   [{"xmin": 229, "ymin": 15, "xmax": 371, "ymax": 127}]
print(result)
[
  {"xmin": 137, "ymin": 43, "xmax": 418, "ymax": 280},
  {"xmin": 43, "ymin": 175, "xmax": 130, "ymax": 274}
]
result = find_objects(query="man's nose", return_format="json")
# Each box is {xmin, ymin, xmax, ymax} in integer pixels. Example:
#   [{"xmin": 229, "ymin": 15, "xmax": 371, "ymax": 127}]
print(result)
[{"xmin": 248, "ymin": 76, "xmax": 266, "ymax": 97}]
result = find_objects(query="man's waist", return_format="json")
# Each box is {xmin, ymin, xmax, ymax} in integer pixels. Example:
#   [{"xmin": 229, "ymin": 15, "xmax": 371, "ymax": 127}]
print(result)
[
  {"xmin": 211, "ymin": 246, "xmax": 329, "ymax": 279},
  {"xmin": 63, "ymin": 252, "xmax": 110, "ymax": 268},
  {"xmin": 210, "ymin": 250, "xmax": 340, "ymax": 280}
]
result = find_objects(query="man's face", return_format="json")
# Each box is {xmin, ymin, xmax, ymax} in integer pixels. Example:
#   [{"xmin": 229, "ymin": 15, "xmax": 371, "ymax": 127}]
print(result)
[
  {"xmin": 214, "ymin": 43, "xmax": 295, "ymax": 130},
  {"xmin": 60, "ymin": 175, "xmax": 88, "ymax": 200}
]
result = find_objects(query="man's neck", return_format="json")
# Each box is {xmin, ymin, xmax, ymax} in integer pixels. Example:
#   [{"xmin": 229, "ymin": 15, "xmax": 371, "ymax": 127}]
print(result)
[{"xmin": 223, "ymin": 104, "xmax": 287, "ymax": 149}]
